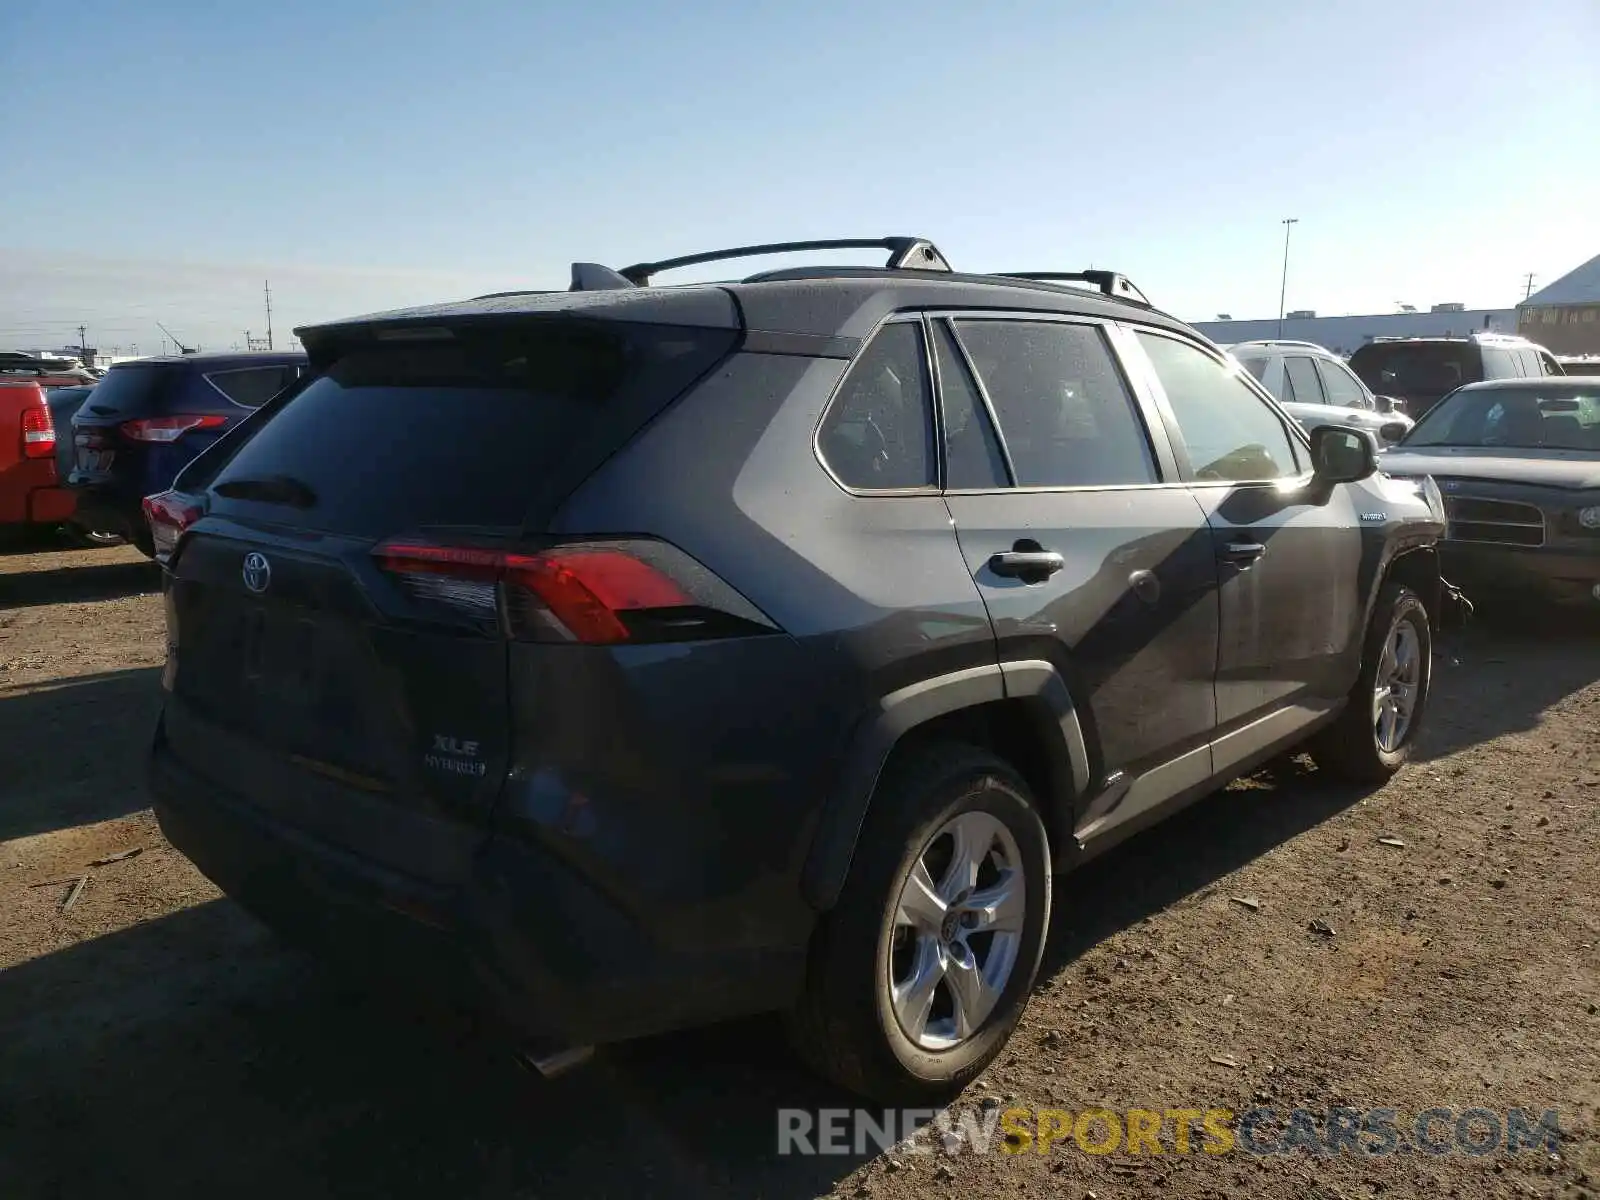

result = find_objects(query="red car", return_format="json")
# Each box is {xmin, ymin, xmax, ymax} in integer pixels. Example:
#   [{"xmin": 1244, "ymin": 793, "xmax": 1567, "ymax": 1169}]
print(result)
[{"xmin": 0, "ymin": 380, "xmax": 76, "ymax": 533}]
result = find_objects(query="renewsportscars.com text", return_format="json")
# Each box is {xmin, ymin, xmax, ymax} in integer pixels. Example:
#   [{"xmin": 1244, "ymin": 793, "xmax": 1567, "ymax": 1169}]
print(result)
[{"xmin": 777, "ymin": 1105, "xmax": 1565, "ymax": 1158}]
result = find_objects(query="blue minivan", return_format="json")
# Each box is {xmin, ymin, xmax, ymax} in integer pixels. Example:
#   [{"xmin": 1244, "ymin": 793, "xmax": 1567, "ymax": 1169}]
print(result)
[{"xmin": 69, "ymin": 351, "xmax": 307, "ymax": 554}]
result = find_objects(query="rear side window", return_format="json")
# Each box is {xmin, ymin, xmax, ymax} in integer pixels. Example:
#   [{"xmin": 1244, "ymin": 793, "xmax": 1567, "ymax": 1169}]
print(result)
[
  {"xmin": 1316, "ymin": 358, "xmax": 1369, "ymax": 407},
  {"xmin": 205, "ymin": 365, "xmax": 300, "ymax": 409},
  {"xmin": 818, "ymin": 322, "xmax": 935, "ymax": 490},
  {"xmin": 1284, "ymin": 357, "xmax": 1324, "ymax": 404},
  {"xmin": 954, "ymin": 320, "xmax": 1156, "ymax": 487},
  {"xmin": 207, "ymin": 321, "xmax": 734, "ymax": 537}
]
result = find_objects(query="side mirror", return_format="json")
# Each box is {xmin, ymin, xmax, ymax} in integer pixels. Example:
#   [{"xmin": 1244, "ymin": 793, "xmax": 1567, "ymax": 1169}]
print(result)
[
  {"xmin": 1379, "ymin": 420, "xmax": 1410, "ymax": 443},
  {"xmin": 1310, "ymin": 425, "xmax": 1377, "ymax": 484},
  {"xmin": 1374, "ymin": 395, "xmax": 1402, "ymax": 413}
]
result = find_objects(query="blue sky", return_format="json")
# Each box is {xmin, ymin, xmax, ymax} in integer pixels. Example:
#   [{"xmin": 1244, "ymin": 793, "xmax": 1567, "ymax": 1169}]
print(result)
[{"xmin": 2, "ymin": 0, "xmax": 1596, "ymax": 354}]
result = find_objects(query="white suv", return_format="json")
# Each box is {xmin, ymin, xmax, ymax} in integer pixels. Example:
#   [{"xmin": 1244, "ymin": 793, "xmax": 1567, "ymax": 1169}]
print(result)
[{"xmin": 1224, "ymin": 340, "xmax": 1414, "ymax": 447}]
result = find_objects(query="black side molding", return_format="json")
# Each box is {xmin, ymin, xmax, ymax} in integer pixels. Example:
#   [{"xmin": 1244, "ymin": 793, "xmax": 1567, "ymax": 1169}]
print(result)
[{"xmin": 800, "ymin": 660, "xmax": 1091, "ymax": 911}]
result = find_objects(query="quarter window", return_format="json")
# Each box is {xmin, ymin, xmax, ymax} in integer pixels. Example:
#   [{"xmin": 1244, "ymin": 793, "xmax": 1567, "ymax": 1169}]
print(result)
[
  {"xmin": 205, "ymin": 366, "xmax": 298, "ymax": 408},
  {"xmin": 818, "ymin": 322, "xmax": 935, "ymax": 490},
  {"xmin": 953, "ymin": 320, "xmax": 1157, "ymax": 487},
  {"xmin": 1284, "ymin": 357, "xmax": 1325, "ymax": 404},
  {"xmin": 1481, "ymin": 349, "xmax": 1517, "ymax": 380},
  {"xmin": 1316, "ymin": 358, "xmax": 1370, "ymax": 408},
  {"xmin": 1137, "ymin": 332, "xmax": 1302, "ymax": 483}
]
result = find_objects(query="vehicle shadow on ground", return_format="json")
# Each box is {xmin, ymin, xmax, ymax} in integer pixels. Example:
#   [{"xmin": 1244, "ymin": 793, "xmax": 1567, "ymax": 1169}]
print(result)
[
  {"xmin": 0, "ymin": 667, "xmax": 162, "ymax": 842},
  {"xmin": 1, "ymin": 621, "xmax": 1594, "ymax": 1198},
  {"xmin": 0, "ymin": 558, "xmax": 160, "ymax": 608},
  {"xmin": 0, "ymin": 900, "xmax": 865, "ymax": 1200},
  {"xmin": 1038, "ymin": 756, "xmax": 1382, "ymax": 980},
  {"xmin": 1416, "ymin": 618, "xmax": 1600, "ymax": 762},
  {"xmin": 0, "ymin": 767, "xmax": 1382, "ymax": 1200}
]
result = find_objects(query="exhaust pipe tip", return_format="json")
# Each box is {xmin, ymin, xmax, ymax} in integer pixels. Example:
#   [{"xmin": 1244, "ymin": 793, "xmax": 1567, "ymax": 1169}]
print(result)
[{"xmin": 516, "ymin": 1043, "xmax": 595, "ymax": 1079}]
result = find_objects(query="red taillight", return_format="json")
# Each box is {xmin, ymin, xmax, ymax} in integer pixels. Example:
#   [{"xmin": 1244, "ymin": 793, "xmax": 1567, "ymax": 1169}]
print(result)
[
  {"xmin": 20, "ymin": 405, "xmax": 55, "ymax": 459},
  {"xmin": 142, "ymin": 490, "xmax": 205, "ymax": 562},
  {"xmin": 375, "ymin": 541, "xmax": 693, "ymax": 644},
  {"xmin": 120, "ymin": 414, "xmax": 227, "ymax": 443}
]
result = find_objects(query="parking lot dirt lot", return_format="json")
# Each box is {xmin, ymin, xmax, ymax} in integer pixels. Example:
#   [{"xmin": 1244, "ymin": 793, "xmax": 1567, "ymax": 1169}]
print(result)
[{"xmin": 2, "ymin": 540, "xmax": 1597, "ymax": 1200}]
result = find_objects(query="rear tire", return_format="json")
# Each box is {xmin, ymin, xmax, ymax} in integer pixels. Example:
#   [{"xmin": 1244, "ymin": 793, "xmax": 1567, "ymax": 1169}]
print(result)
[
  {"xmin": 1312, "ymin": 584, "xmax": 1431, "ymax": 783},
  {"xmin": 788, "ymin": 743, "xmax": 1051, "ymax": 1104},
  {"xmin": 62, "ymin": 522, "xmax": 124, "ymax": 549}
]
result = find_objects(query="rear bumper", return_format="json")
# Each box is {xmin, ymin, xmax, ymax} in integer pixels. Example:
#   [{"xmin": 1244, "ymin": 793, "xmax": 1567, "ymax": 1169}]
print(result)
[
  {"xmin": 1440, "ymin": 541, "xmax": 1600, "ymax": 606},
  {"xmin": 0, "ymin": 456, "xmax": 74, "ymax": 525},
  {"xmin": 149, "ymin": 724, "xmax": 808, "ymax": 1049},
  {"xmin": 29, "ymin": 485, "xmax": 76, "ymax": 523}
]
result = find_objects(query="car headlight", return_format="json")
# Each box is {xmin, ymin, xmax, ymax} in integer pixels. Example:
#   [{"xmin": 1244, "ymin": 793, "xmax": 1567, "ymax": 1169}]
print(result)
[{"xmin": 1579, "ymin": 505, "xmax": 1600, "ymax": 530}]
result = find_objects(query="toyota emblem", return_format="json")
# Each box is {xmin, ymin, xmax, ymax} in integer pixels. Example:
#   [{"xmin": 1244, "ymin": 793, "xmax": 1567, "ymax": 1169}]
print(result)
[{"xmin": 242, "ymin": 551, "xmax": 272, "ymax": 594}]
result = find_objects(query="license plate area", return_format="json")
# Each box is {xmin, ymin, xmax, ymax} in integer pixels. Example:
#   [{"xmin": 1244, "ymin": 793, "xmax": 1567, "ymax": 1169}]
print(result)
[
  {"xmin": 200, "ymin": 601, "xmax": 371, "ymax": 764},
  {"xmin": 240, "ymin": 607, "xmax": 322, "ymax": 705}
]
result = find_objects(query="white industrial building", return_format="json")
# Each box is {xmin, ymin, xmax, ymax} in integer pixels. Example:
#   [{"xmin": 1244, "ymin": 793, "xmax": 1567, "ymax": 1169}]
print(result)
[{"xmin": 1192, "ymin": 306, "xmax": 1516, "ymax": 355}]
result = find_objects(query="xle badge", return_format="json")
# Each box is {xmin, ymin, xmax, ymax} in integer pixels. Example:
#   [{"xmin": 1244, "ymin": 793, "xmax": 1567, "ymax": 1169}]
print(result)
[{"xmin": 426, "ymin": 735, "xmax": 487, "ymax": 778}]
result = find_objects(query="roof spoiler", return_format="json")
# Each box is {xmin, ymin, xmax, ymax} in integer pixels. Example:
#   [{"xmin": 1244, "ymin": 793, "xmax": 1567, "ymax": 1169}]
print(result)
[
  {"xmin": 560, "ymin": 237, "xmax": 953, "ymax": 290},
  {"xmin": 994, "ymin": 270, "xmax": 1150, "ymax": 307}
]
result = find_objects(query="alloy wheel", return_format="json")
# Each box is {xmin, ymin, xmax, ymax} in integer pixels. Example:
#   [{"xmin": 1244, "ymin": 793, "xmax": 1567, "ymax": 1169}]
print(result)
[
  {"xmin": 886, "ymin": 810, "xmax": 1027, "ymax": 1050},
  {"xmin": 1373, "ymin": 617, "xmax": 1422, "ymax": 754}
]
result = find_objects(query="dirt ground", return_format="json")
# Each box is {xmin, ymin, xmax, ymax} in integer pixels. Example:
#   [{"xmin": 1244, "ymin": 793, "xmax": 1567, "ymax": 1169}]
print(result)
[{"xmin": 2, "ymin": 539, "xmax": 1597, "ymax": 1200}]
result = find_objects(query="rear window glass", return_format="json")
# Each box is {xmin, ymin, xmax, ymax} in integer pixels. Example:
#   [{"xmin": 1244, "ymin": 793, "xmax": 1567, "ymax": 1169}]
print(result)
[
  {"xmin": 206, "ymin": 322, "xmax": 733, "ymax": 537},
  {"xmin": 80, "ymin": 365, "xmax": 174, "ymax": 413},
  {"xmin": 1351, "ymin": 343, "xmax": 1481, "ymax": 399}
]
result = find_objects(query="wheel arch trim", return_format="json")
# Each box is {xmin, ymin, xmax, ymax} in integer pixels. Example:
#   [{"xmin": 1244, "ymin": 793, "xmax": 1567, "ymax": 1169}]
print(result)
[{"xmin": 800, "ymin": 660, "xmax": 1090, "ymax": 911}]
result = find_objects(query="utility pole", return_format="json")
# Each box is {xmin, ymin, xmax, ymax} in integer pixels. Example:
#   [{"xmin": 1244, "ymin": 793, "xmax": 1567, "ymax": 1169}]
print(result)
[
  {"xmin": 1277, "ymin": 218, "xmax": 1299, "ymax": 338},
  {"xmin": 1522, "ymin": 273, "xmax": 1537, "ymax": 301},
  {"xmin": 264, "ymin": 280, "xmax": 274, "ymax": 350},
  {"xmin": 77, "ymin": 324, "xmax": 88, "ymax": 359}
]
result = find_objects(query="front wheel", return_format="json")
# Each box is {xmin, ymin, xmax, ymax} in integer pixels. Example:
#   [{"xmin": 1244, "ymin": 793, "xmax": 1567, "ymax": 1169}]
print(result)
[
  {"xmin": 1312, "ymin": 583, "xmax": 1432, "ymax": 783},
  {"xmin": 788, "ymin": 744, "xmax": 1051, "ymax": 1104}
]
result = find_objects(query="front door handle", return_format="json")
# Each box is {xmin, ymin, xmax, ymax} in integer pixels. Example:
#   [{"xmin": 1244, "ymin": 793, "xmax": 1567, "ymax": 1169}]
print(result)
[
  {"xmin": 1221, "ymin": 541, "xmax": 1267, "ymax": 564},
  {"xmin": 989, "ymin": 550, "xmax": 1065, "ymax": 579}
]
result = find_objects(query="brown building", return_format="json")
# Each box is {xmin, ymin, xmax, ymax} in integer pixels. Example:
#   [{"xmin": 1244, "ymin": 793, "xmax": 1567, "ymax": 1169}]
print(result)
[{"xmin": 1517, "ymin": 253, "xmax": 1600, "ymax": 354}]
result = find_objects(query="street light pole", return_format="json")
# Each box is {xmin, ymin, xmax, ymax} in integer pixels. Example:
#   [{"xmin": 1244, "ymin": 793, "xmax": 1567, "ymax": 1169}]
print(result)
[{"xmin": 1277, "ymin": 218, "xmax": 1298, "ymax": 338}]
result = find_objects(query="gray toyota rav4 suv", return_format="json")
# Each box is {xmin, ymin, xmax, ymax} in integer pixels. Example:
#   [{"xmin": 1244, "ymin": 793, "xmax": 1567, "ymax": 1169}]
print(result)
[{"xmin": 146, "ymin": 237, "xmax": 1457, "ymax": 1103}]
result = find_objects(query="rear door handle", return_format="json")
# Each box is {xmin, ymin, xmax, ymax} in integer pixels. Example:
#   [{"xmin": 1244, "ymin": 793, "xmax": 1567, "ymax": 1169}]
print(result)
[
  {"xmin": 989, "ymin": 550, "xmax": 1065, "ymax": 579},
  {"xmin": 1221, "ymin": 541, "xmax": 1266, "ymax": 564}
]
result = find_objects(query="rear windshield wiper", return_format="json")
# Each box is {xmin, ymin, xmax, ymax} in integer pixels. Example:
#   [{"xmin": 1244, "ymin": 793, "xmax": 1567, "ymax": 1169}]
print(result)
[{"xmin": 212, "ymin": 475, "xmax": 318, "ymax": 508}]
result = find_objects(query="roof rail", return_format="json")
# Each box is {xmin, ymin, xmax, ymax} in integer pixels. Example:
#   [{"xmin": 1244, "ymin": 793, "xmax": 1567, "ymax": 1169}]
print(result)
[
  {"xmin": 1231, "ymin": 339, "xmax": 1328, "ymax": 351},
  {"xmin": 614, "ymin": 237, "xmax": 952, "ymax": 287},
  {"xmin": 472, "ymin": 289, "xmax": 559, "ymax": 300},
  {"xmin": 994, "ymin": 270, "xmax": 1150, "ymax": 307}
]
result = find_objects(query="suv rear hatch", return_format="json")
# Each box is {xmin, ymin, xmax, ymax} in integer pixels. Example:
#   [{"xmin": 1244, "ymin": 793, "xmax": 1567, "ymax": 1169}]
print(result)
[
  {"xmin": 1349, "ymin": 342, "xmax": 1480, "ymax": 417},
  {"xmin": 68, "ymin": 362, "xmax": 185, "ymax": 488},
  {"xmin": 157, "ymin": 315, "xmax": 738, "ymax": 883}
]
